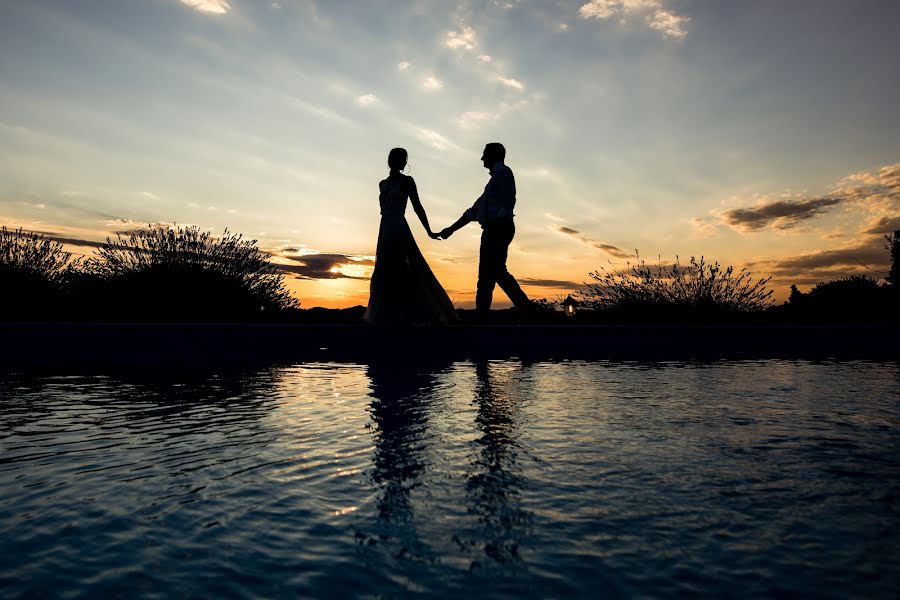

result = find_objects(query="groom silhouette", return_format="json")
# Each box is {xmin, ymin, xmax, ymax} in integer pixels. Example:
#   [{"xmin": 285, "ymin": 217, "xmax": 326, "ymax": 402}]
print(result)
[{"xmin": 438, "ymin": 143, "xmax": 531, "ymax": 315}]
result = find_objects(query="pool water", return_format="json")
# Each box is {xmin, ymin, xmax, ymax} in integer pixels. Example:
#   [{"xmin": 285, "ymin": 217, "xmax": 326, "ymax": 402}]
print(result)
[{"xmin": 1, "ymin": 360, "xmax": 898, "ymax": 597}]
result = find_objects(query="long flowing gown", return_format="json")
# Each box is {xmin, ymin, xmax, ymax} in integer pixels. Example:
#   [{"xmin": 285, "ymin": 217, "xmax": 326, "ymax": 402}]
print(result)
[{"xmin": 363, "ymin": 175, "xmax": 458, "ymax": 325}]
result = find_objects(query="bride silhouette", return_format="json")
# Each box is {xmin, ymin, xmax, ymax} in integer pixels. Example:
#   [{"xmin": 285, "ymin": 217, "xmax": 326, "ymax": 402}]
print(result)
[{"xmin": 363, "ymin": 148, "xmax": 458, "ymax": 325}]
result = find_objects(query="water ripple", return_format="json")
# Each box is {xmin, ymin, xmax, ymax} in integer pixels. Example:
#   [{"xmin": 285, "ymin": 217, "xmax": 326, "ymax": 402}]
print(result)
[{"xmin": 0, "ymin": 360, "xmax": 898, "ymax": 597}]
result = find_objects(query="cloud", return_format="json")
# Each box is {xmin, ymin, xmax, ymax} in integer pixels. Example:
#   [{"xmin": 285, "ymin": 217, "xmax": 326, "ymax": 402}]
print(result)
[
  {"xmin": 555, "ymin": 225, "xmax": 632, "ymax": 258},
  {"xmin": 457, "ymin": 111, "xmax": 497, "ymax": 130},
  {"xmin": 578, "ymin": 0, "xmax": 689, "ymax": 40},
  {"xmin": 754, "ymin": 236, "xmax": 891, "ymax": 285},
  {"xmin": 422, "ymin": 76, "xmax": 444, "ymax": 91},
  {"xmin": 689, "ymin": 217, "xmax": 719, "ymax": 237},
  {"xmin": 444, "ymin": 26, "xmax": 478, "ymax": 51},
  {"xmin": 397, "ymin": 61, "xmax": 411, "ymax": 71},
  {"xmin": 519, "ymin": 166, "xmax": 559, "ymax": 181},
  {"xmin": 645, "ymin": 7, "xmax": 690, "ymax": 39},
  {"xmin": 26, "ymin": 231, "xmax": 104, "ymax": 249},
  {"xmin": 179, "ymin": 0, "xmax": 230, "ymax": 14},
  {"xmin": 479, "ymin": 55, "xmax": 492, "ymax": 62},
  {"xmin": 273, "ymin": 252, "xmax": 374, "ymax": 280},
  {"xmin": 519, "ymin": 277, "xmax": 582, "ymax": 289},
  {"xmin": 355, "ymin": 94, "xmax": 378, "ymax": 107},
  {"xmin": 770, "ymin": 243, "xmax": 888, "ymax": 272},
  {"xmin": 103, "ymin": 219, "xmax": 172, "ymax": 234},
  {"xmin": 287, "ymin": 96, "xmax": 354, "ymax": 126},
  {"xmin": 721, "ymin": 197, "xmax": 843, "ymax": 232},
  {"xmin": 715, "ymin": 163, "xmax": 900, "ymax": 233},
  {"xmin": 497, "ymin": 76, "xmax": 524, "ymax": 91},
  {"xmin": 416, "ymin": 128, "xmax": 461, "ymax": 152},
  {"xmin": 862, "ymin": 215, "xmax": 900, "ymax": 235}
]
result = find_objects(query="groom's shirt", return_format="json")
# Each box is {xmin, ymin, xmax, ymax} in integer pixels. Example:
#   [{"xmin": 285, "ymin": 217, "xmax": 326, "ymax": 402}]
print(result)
[{"xmin": 463, "ymin": 161, "xmax": 516, "ymax": 227}]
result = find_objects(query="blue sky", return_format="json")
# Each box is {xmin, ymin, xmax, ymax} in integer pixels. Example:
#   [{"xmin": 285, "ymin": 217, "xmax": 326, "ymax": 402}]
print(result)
[{"xmin": 1, "ymin": 0, "xmax": 898, "ymax": 306}]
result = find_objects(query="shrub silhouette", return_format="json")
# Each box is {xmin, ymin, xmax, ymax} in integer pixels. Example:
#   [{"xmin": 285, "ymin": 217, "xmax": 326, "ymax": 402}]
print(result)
[
  {"xmin": 783, "ymin": 275, "xmax": 894, "ymax": 323},
  {"xmin": 85, "ymin": 225, "xmax": 297, "ymax": 321},
  {"xmin": 580, "ymin": 255, "xmax": 772, "ymax": 321},
  {"xmin": 0, "ymin": 227, "xmax": 78, "ymax": 320}
]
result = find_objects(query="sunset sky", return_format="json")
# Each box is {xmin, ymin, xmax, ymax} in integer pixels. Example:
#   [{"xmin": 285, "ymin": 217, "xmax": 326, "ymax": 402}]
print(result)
[{"xmin": 1, "ymin": 0, "xmax": 898, "ymax": 307}]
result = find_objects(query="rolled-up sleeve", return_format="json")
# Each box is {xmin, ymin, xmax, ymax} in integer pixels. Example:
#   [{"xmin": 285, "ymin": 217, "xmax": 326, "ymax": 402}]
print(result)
[{"xmin": 463, "ymin": 196, "xmax": 482, "ymax": 223}]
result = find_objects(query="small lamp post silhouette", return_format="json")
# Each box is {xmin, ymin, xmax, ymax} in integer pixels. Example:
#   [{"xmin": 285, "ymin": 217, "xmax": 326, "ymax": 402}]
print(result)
[{"xmin": 562, "ymin": 295, "xmax": 579, "ymax": 318}]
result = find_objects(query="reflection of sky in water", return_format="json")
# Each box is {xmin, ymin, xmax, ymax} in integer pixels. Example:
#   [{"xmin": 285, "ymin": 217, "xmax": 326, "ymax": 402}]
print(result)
[{"xmin": 1, "ymin": 360, "xmax": 898, "ymax": 597}]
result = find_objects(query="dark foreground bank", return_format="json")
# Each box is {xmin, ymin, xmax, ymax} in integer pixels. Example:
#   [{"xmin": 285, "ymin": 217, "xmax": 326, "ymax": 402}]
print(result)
[{"xmin": 2, "ymin": 322, "xmax": 897, "ymax": 370}]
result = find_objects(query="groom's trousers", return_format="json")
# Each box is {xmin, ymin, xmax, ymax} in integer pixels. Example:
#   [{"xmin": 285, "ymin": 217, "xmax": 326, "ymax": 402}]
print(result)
[{"xmin": 476, "ymin": 220, "xmax": 530, "ymax": 312}]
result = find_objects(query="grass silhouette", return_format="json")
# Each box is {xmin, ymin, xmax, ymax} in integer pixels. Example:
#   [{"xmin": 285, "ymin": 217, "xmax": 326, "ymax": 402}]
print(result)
[
  {"xmin": 82, "ymin": 225, "xmax": 298, "ymax": 321},
  {"xmin": 578, "ymin": 255, "xmax": 773, "ymax": 322},
  {"xmin": 0, "ymin": 227, "xmax": 79, "ymax": 320}
]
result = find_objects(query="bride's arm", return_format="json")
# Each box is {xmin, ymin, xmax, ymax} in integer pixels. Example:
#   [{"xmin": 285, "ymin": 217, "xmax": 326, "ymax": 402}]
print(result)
[{"xmin": 408, "ymin": 177, "xmax": 438, "ymax": 238}]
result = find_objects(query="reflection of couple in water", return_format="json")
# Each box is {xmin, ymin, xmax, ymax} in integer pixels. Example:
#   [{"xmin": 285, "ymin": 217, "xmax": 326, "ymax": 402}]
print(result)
[{"xmin": 363, "ymin": 143, "xmax": 533, "ymax": 325}]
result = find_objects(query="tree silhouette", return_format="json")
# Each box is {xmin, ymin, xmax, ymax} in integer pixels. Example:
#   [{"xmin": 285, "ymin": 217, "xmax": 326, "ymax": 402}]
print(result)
[{"xmin": 886, "ymin": 230, "xmax": 899, "ymax": 286}]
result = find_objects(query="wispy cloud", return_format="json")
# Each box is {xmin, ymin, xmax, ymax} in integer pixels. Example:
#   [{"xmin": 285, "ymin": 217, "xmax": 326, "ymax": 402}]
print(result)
[
  {"xmin": 104, "ymin": 219, "xmax": 173, "ymax": 234},
  {"xmin": 14, "ymin": 230, "xmax": 104, "ymax": 249},
  {"xmin": 753, "ymin": 236, "xmax": 891, "ymax": 285},
  {"xmin": 286, "ymin": 96, "xmax": 354, "ymax": 126},
  {"xmin": 716, "ymin": 163, "xmax": 900, "ymax": 233},
  {"xmin": 270, "ymin": 247, "xmax": 374, "ymax": 280},
  {"xmin": 497, "ymin": 76, "xmax": 524, "ymax": 91},
  {"xmin": 457, "ymin": 111, "xmax": 497, "ymax": 130},
  {"xmin": 444, "ymin": 26, "xmax": 478, "ymax": 51},
  {"xmin": 862, "ymin": 215, "xmax": 900, "ymax": 235},
  {"xmin": 578, "ymin": 0, "xmax": 689, "ymax": 40},
  {"xmin": 721, "ymin": 197, "xmax": 843, "ymax": 232},
  {"xmin": 519, "ymin": 276, "xmax": 582, "ymax": 289},
  {"xmin": 555, "ymin": 225, "xmax": 632, "ymax": 258},
  {"xmin": 689, "ymin": 217, "xmax": 719, "ymax": 237},
  {"xmin": 422, "ymin": 76, "xmax": 444, "ymax": 91},
  {"xmin": 397, "ymin": 61, "xmax": 411, "ymax": 71},
  {"xmin": 355, "ymin": 94, "xmax": 377, "ymax": 107},
  {"xmin": 179, "ymin": 0, "xmax": 231, "ymax": 15},
  {"xmin": 415, "ymin": 128, "xmax": 461, "ymax": 152},
  {"xmin": 519, "ymin": 166, "xmax": 559, "ymax": 181}
]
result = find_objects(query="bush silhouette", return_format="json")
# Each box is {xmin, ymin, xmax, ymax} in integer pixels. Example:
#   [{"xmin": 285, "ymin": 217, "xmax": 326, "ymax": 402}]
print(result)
[
  {"xmin": 580, "ymin": 255, "xmax": 772, "ymax": 321},
  {"xmin": 783, "ymin": 275, "xmax": 894, "ymax": 323},
  {"xmin": 84, "ymin": 225, "xmax": 297, "ymax": 321},
  {"xmin": 0, "ymin": 227, "xmax": 78, "ymax": 320}
]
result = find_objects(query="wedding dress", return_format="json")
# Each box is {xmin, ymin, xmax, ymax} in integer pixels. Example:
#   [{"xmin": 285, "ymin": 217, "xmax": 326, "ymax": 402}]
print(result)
[{"xmin": 363, "ymin": 175, "xmax": 458, "ymax": 325}]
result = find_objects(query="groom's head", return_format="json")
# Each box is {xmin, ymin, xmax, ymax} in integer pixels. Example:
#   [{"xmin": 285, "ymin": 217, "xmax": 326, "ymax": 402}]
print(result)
[{"xmin": 481, "ymin": 143, "xmax": 506, "ymax": 170}]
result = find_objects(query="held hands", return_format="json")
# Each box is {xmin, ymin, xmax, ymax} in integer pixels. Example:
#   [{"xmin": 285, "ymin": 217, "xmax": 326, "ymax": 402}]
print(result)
[{"xmin": 428, "ymin": 227, "xmax": 453, "ymax": 240}]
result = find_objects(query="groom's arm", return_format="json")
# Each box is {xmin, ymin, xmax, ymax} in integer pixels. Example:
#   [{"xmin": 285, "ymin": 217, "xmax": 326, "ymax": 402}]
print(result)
[{"xmin": 439, "ymin": 197, "xmax": 480, "ymax": 239}]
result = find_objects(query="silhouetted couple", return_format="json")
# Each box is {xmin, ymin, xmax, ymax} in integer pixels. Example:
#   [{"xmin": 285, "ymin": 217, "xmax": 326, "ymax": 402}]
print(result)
[{"xmin": 363, "ymin": 143, "xmax": 531, "ymax": 325}]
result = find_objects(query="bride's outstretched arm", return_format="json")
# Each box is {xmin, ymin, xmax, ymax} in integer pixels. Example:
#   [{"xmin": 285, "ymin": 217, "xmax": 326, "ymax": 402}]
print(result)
[{"xmin": 408, "ymin": 177, "xmax": 438, "ymax": 238}]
